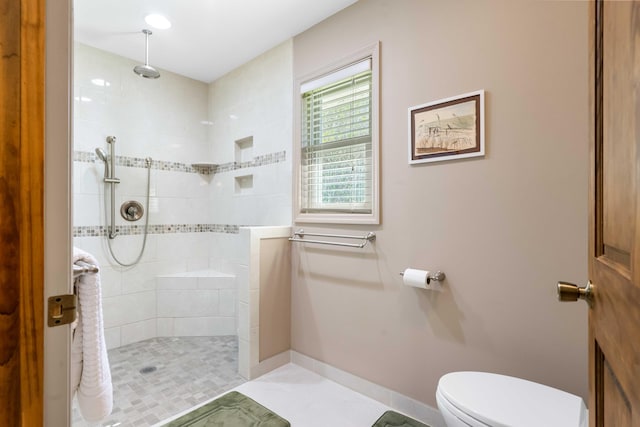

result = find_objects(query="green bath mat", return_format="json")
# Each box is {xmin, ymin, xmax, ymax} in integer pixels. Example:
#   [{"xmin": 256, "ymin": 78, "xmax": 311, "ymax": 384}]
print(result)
[
  {"xmin": 371, "ymin": 410, "xmax": 430, "ymax": 427},
  {"xmin": 162, "ymin": 391, "xmax": 290, "ymax": 427}
]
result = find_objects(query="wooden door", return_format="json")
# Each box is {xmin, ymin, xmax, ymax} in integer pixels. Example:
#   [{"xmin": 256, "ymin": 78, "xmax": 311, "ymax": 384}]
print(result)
[
  {"xmin": 589, "ymin": 0, "xmax": 640, "ymax": 425},
  {"xmin": 0, "ymin": 0, "xmax": 46, "ymax": 425}
]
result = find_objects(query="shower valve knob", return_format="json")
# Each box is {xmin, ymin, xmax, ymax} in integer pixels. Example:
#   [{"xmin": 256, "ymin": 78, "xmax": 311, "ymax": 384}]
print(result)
[{"xmin": 121, "ymin": 200, "xmax": 144, "ymax": 222}]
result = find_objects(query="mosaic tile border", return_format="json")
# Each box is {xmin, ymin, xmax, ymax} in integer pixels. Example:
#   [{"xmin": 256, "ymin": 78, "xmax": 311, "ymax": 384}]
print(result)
[
  {"xmin": 74, "ymin": 150, "xmax": 287, "ymax": 175},
  {"xmin": 73, "ymin": 223, "xmax": 240, "ymax": 238}
]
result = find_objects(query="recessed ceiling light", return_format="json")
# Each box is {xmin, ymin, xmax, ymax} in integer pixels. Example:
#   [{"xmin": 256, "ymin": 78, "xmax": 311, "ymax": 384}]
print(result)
[{"xmin": 145, "ymin": 14, "xmax": 171, "ymax": 30}]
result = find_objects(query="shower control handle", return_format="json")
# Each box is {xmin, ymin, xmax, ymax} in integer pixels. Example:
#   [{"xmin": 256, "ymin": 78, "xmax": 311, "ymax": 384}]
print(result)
[{"xmin": 121, "ymin": 200, "xmax": 144, "ymax": 222}]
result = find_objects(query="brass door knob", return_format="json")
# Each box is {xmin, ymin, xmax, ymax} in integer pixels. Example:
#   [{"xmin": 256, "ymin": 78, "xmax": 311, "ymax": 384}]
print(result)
[{"xmin": 557, "ymin": 281, "xmax": 593, "ymax": 306}]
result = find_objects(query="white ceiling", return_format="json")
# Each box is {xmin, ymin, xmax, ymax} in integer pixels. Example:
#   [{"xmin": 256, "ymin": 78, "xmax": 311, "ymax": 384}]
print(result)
[{"xmin": 74, "ymin": 0, "xmax": 358, "ymax": 83}]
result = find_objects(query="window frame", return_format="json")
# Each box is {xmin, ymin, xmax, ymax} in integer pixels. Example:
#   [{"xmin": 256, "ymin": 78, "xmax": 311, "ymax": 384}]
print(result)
[{"xmin": 293, "ymin": 42, "xmax": 380, "ymax": 225}]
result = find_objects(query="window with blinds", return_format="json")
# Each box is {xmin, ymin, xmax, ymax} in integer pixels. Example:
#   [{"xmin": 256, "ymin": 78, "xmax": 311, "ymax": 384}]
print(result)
[{"xmin": 299, "ymin": 58, "xmax": 375, "ymax": 218}]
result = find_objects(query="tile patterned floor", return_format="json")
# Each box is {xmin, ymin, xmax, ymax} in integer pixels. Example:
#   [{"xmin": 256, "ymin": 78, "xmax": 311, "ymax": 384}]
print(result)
[{"xmin": 72, "ymin": 336, "xmax": 245, "ymax": 427}]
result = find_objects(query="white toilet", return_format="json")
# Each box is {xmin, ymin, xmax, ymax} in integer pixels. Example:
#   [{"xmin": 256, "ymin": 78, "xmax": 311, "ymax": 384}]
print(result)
[{"xmin": 436, "ymin": 372, "xmax": 588, "ymax": 427}]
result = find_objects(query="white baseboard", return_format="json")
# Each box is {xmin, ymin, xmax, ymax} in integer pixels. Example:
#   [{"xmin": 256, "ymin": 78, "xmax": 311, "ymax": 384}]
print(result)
[{"xmin": 290, "ymin": 351, "xmax": 445, "ymax": 427}]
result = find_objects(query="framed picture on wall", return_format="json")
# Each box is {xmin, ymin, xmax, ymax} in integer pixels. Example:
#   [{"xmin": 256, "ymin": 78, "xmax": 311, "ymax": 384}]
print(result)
[{"xmin": 408, "ymin": 90, "xmax": 485, "ymax": 164}]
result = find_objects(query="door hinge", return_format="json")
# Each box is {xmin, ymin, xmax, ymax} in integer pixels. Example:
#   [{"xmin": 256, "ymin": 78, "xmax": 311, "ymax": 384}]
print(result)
[{"xmin": 47, "ymin": 294, "xmax": 77, "ymax": 327}]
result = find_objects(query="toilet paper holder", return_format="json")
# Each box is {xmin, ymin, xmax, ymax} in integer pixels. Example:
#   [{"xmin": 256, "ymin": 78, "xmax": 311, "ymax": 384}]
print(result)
[{"xmin": 399, "ymin": 270, "xmax": 446, "ymax": 284}]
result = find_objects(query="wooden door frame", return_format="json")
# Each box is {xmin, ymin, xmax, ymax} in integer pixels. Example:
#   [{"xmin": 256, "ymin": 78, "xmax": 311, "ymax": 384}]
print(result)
[
  {"xmin": 0, "ymin": 0, "xmax": 46, "ymax": 425},
  {"xmin": 42, "ymin": 0, "xmax": 73, "ymax": 424}
]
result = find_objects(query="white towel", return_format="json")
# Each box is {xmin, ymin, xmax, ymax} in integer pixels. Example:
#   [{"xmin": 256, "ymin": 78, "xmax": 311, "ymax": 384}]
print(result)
[{"xmin": 72, "ymin": 247, "xmax": 113, "ymax": 422}]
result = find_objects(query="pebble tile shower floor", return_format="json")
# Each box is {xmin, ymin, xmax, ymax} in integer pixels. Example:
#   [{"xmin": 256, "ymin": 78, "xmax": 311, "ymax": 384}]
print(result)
[{"xmin": 72, "ymin": 336, "xmax": 245, "ymax": 427}]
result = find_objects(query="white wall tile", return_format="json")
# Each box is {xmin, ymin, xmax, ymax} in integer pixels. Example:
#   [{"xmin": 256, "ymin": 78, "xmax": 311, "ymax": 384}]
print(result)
[
  {"xmin": 98, "ymin": 265, "xmax": 122, "ymax": 298},
  {"xmin": 75, "ymin": 43, "xmax": 208, "ymax": 164},
  {"xmin": 121, "ymin": 319, "xmax": 157, "ymax": 346},
  {"xmin": 197, "ymin": 276, "xmax": 235, "ymax": 289},
  {"xmin": 217, "ymin": 317, "xmax": 237, "ymax": 335},
  {"xmin": 74, "ymin": 119, "xmax": 109, "ymax": 153},
  {"xmin": 102, "ymin": 234, "xmax": 157, "ymax": 266},
  {"xmin": 73, "ymin": 162, "xmax": 101, "ymax": 196},
  {"xmin": 207, "ymin": 40, "xmax": 292, "ymax": 231},
  {"xmin": 238, "ymin": 231, "xmax": 251, "ymax": 267},
  {"xmin": 119, "ymin": 261, "xmax": 158, "ymax": 294},
  {"xmin": 172, "ymin": 317, "xmax": 236, "ymax": 336},
  {"xmin": 74, "ymin": 236, "xmax": 109, "ymax": 266},
  {"xmin": 157, "ymin": 290, "xmax": 220, "ymax": 317},
  {"xmin": 238, "ymin": 302, "xmax": 249, "ymax": 340},
  {"xmin": 187, "ymin": 257, "xmax": 210, "ymax": 272},
  {"xmin": 73, "ymin": 194, "xmax": 102, "ymax": 226},
  {"xmin": 249, "ymin": 290, "xmax": 259, "ymax": 328},
  {"xmin": 102, "ymin": 291, "xmax": 156, "ymax": 328},
  {"xmin": 104, "ymin": 326, "xmax": 121, "ymax": 350},
  {"xmin": 250, "ymin": 327, "xmax": 259, "ymax": 366},
  {"xmin": 155, "ymin": 170, "xmax": 209, "ymax": 199},
  {"xmin": 156, "ymin": 318, "xmax": 175, "ymax": 337},
  {"xmin": 125, "ymin": 260, "xmax": 188, "ymax": 281},
  {"xmin": 236, "ymin": 265, "xmax": 249, "ymax": 303},
  {"xmin": 238, "ymin": 338, "xmax": 250, "ymax": 379},
  {"xmin": 156, "ymin": 234, "xmax": 196, "ymax": 263},
  {"xmin": 219, "ymin": 290, "xmax": 236, "ymax": 317},
  {"xmin": 156, "ymin": 276, "xmax": 197, "ymax": 290}
]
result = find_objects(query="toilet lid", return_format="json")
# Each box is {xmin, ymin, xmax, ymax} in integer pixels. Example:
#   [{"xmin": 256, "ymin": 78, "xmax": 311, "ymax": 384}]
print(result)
[{"xmin": 437, "ymin": 372, "xmax": 587, "ymax": 427}]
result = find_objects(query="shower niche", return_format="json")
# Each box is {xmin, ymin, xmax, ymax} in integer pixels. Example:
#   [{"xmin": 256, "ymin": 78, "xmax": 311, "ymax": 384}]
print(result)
[
  {"xmin": 234, "ymin": 136, "xmax": 254, "ymax": 194},
  {"xmin": 235, "ymin": 136, "xmax": 253, "ymax": 163},
  {"xmin": 235, "ymin": 175, "xmax": 253, "ymax": 195}
]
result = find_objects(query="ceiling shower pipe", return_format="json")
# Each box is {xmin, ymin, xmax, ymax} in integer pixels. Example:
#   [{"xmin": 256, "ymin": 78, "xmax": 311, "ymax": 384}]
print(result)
[{"xmin": 133, "ymin": 29, "xmax": 160, "ymax": 79}]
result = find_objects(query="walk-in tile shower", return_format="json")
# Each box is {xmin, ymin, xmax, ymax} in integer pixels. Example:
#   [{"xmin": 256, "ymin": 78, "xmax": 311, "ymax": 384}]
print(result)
[{"xmin": 72, "ymin": 35, "xmax": 292, "ymax": 425}]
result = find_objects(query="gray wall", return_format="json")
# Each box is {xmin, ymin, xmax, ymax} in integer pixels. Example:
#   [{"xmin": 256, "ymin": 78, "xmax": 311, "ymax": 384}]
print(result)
[{"xmin": 291, "ymin": 0, "xmax": 589, "ymax": 406}]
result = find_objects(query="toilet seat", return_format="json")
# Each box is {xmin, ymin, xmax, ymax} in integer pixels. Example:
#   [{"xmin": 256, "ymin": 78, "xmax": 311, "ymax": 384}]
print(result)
[
  {"xmin": 436, "ymin": 387, "xmax": 490, "ymax": 427},
  {"xmin": 437, "ymin": 372, "xmax": 587, "ymax": 427}
]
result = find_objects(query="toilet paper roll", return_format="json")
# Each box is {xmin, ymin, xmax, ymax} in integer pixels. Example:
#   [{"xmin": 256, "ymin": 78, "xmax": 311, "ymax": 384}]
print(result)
[{"xmin": 402, "ymin": 268, "xmax": 442, "ymax": 291}]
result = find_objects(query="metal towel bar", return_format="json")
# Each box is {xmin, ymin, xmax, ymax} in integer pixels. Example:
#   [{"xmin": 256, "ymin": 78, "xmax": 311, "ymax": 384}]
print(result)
[
  {"xmin": 288, "ymin": 229, "xmax": 376, "ymax": 248},
  {"xmin": 73, "ymin": 260, "xmax": 99, "ymax": 278}
]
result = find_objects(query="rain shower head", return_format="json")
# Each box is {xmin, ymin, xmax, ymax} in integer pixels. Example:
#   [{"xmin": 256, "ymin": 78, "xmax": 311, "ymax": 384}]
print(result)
[
  {"xmin": 134, "ymin": 29, "xmax": 160, "ymax": 79},
  {"xmin": 95, "ymin": 147, "xmax": 110, "ymax": 178},
  {"xmin": 134, "ymin": 64, "xmax": 160, "ymax": 79}
]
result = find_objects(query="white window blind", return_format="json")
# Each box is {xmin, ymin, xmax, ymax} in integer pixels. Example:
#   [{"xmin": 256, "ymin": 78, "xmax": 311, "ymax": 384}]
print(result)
[{"xmin": 300, "ymin": 58, "xmax": 373, "ymax": 214}]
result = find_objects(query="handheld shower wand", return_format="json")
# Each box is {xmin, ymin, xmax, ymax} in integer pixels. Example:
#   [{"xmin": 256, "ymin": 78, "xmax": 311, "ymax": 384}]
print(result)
[
  {"xmin": 95, "ymin": 147, "xmax": 110, "ymax": 179},
  {"xmin": 95, "ymin": 136, "xmax": 154, "ymax": 266}
]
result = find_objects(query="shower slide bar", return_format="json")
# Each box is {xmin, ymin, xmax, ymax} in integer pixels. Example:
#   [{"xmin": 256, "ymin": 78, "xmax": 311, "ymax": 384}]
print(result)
[
  {"xmin": 288, "ymin": 229, "xmax": 376, "ymax": 248},
  {"xmin": 73, "ymin": 260, "xmax": 99, "ymax": 278}
]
